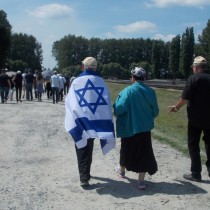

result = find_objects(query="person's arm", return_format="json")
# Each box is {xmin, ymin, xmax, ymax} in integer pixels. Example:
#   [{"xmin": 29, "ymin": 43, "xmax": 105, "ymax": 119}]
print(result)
[
  {"xmin": 33, "ymin": 77, "xmax": 35, "ymax": 88},
  {"xmin": 7, "ymin": 78, "xmax": 11, "ymax": 89},
  {"xmin": 168, "ymin": 98, "xmax": 188, "ymax": 113},
  {"xmin": 152, "ymin": 95, "xmax": 159, "ymax": 118},
  {"xmin": 113, "ymin": 93, "xmax": 127, "ymax": 116},
  {"xmin": 12, "ymin": 77, "xmax": 16, "ymax": 85},
  {"xmin": 58, "ymin": 76, "xmax": 61, "ymax": 89}
]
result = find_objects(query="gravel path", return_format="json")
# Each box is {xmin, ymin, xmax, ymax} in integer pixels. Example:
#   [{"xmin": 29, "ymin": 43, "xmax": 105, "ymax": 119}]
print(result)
[{"xmin": 0, "ymin": 94, "xmax": 210, "ymax": 210}]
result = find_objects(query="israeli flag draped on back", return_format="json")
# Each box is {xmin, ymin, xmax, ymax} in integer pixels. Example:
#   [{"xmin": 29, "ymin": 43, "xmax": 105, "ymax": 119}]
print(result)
[{"xmin": 65, "ymin": 70, "xmax": 116, "ymax": 155}]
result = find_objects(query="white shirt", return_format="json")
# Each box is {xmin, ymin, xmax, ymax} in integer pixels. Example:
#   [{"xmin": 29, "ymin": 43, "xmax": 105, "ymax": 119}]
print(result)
[
  {"xmin": 50, "ymin": 74, "xmax": 60, "ymax": 88},
  {"xmin": 59, "ymin": 76, "xmax": 66, "ymax": 89}
]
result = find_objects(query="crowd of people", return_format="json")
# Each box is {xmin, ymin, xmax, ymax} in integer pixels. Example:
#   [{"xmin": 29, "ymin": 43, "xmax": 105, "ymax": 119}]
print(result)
[
  {"xmin": 1, "ymin": 55, "xmax": 210, "ymax": 191},
  {"xmin": 0, "ymin": 68, "xmax": 72, "ymax": 104},
  {"xmin": 65, "ymin": 55, "xmax": 210, "ymax": 190}
]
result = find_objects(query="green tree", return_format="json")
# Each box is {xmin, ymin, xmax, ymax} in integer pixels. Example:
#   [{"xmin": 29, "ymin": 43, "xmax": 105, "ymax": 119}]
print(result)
[
  {"xmin": 89, "ymin": 37, "xmax": 102, "ymax": 60},
  {"xmin": 52, "ymin": 35, "xmax": 89, "ymax": 69},
  {"xmin": 197, "ymin": 19, "xmax": 210, "ymax": 63},
  {"xmin": 0, "ymin": 10, "xmax": 12, "ymax": 69},
  {"xmin": 51, "ymin": 35, "xmax": 172, "ymax": 79},
  {"xmin": 7, "ymin": 59, "xmax": 27, "ymax": 72},
  {"xmin": 53, "ymin": 35, "xmax": 156, "ymax": 71},
  {"xmin": 169, "ymin": 35, "xmax": 180, "ymax": 81},
  {"xmin": 101, "ymin": 63, "xmax": 122, "ymax": 78},
  {"xmin": 9, "ymin": 33, "xmax": 43, "ymax": 71},
  {"xmin": 151, "ymin": 40, "xmax": 166, "ymax": 78},
  {"xmin": 61, "ymin": 65, "xmax": 81, "ymax": 77},
  {"xmin": 180, "ymin": 27, "xmax": 194, "ymax": 79}
]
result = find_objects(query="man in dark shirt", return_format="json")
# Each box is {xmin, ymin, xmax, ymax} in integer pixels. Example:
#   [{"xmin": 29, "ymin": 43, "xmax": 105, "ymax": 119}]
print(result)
[
  {"xmin": 25, "ymin": 70, "xmax": 35, "ymax": 101},
  {"xmin": 64, "ymin": 73, "xmax": 70, "ymax": 95},
  {"xmin": 12, "ymin": 71, "xmax": 23, "ymax": 103},
  {"xmin": 169, "ymin": 56, "xmax": 210, "ymax": 182},
  {"xmin": 0, "ymin": 68, "xmax": 11, "ymax": 103}
]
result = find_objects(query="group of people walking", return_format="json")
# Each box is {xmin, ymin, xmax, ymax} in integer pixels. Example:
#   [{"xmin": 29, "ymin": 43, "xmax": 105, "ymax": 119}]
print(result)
[
  {"xmin": 0, "ymin": 68, "xmax": 71, "ymax": 104},
  {"xmin": 1, "ymin": 55, "xmax": 209, "ymax": 191},
  {"xmin": 65, "ymin": 56, "xmax": 210, "ymax": 190},
  {"xmin": 0, "ymin": 69, "xmax": 23, "ymax": 103}
]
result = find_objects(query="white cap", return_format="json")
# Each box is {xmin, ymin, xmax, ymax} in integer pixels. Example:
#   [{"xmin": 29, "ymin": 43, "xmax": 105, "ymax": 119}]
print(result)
[
  {"xmin": 192, "ymin": 56, "xmax": 207, "ymax": 66},
  {"xmin": 82, "ymin": 57, "xmax": 97, "ymax": 70}
]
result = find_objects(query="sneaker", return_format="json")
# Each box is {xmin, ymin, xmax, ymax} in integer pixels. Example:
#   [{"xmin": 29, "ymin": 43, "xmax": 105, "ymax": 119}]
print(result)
[
  {"xmin": 183, "ymin": 173, "xmax": 202, "ymax": 182},
  {"xmin": 116, "ymin": 167, "xmax": 125, "ymax": 178},
  {"xmin": 80, "ymin": 180, "xmax": 89, "ymax": 187},
  {"xmin": 138, "ymin": 181, "xmax": 146, "ymax": 190},
  {"xmin": 207, "ymin": 167, "xmax": 210, "ymax": 177}
]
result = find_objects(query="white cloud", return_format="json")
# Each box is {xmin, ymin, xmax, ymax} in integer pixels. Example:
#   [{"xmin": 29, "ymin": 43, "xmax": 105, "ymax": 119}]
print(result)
[
  {"xmin": 104, "ymin": 32, "xmax": 118, "ymax": 39},
  {"xmin": 27, "ymin": 4, "xmax": 73, "ymax": 18},
  {"xmin": 44, "ymin": 34, "xmax": 58, "ymax": 45},
  {"xmin": 182, "ymin": 21, "xmax": 201, "ymax": 27},
  {"xmin": 154, "ymin": 34, "xmax": 176, "ymax": 41},
  {"xmin": 114, "ymin": 21, "xmax": 156, "ymax": 33},
  {"xmin": 146, "ymin": 0, "xmax": 210, "ymax": 8}
]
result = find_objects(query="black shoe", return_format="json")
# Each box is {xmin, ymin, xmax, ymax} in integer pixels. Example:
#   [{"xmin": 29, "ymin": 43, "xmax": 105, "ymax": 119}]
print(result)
[
  {"xmin": 207, "ymin": 167, "xmax": 210, "ymax": 177},
  {"xmin": 183, "ymin": 173, "xmax": 202, "ymax": 182},
  {"xmin": 80, "ymin": 180, "xmax": 89, "ymax": 187}
]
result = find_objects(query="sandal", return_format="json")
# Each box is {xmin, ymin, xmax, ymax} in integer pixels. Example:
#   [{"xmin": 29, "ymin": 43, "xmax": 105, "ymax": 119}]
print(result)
[{"xmin": 138, "ymin": 181, "xmax": 146, "ymax": 190}]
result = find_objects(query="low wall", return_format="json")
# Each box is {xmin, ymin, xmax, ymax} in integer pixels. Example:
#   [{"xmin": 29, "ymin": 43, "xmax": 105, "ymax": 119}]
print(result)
[{"xmin": 105, "ymin": 79, "xmax": 185, "ymax": 90}]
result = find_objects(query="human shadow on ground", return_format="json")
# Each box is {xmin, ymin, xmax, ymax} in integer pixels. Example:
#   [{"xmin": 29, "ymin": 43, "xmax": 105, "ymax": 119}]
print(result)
[{"xmin": 82, "ymin": 176, "xmax": 207, "ymax": 199}]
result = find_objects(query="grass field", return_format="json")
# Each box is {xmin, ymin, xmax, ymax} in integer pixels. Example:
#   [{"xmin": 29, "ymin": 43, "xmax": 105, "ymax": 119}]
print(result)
[{"xmin": 107, "ymin": 82, "xmax": 206, "ymax": 163}]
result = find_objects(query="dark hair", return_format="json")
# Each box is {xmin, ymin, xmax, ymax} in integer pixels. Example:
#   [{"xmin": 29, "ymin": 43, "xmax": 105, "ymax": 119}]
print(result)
[
  {"xmin": 132, "ymin": 75, "xmax": 144, "ymax": 81},
  {"xmin": 196, "ymin": 63, "xmax": 209, "ymax": 72},
  {"xmin": 37, "ymin": 72, "xmax": 43, "ymax": 80}
]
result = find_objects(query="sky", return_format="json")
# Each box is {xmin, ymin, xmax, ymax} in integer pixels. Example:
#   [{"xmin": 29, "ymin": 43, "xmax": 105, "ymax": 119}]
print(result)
[{"xmin": 0, "ymin": 0, "xmax": 210, "ymax": 70}]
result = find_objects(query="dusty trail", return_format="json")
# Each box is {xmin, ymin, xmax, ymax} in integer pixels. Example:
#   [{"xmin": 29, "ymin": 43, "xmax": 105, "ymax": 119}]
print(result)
[{"xmin": 0, "ymin": 94, "xmax": 210, "ymax": 210}]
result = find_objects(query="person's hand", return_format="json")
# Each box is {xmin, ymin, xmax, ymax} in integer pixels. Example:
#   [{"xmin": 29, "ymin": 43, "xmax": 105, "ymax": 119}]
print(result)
[{"xmin": 168, "ymin": 105, "xmax": 179, "ymax": 113}]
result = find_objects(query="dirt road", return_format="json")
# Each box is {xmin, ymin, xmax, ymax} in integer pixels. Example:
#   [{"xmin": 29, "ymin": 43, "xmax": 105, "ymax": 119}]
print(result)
[{"xmin": 0, "ymin": 94, "xmax": 210, "ymax": 210}]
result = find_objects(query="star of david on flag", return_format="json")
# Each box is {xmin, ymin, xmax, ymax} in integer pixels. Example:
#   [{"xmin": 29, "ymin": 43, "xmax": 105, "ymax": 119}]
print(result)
[
  {"xmin": 65, "ymin": 73, "xmax": 116, "ymax": 155},
  {"xmin": 75, "ymin": 79, "xmax": 107, "ymax": 114}
]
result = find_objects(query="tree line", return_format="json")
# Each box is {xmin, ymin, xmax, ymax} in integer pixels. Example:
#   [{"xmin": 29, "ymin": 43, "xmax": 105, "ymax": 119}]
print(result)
[
  {"xmin": 53, "ymin": 21, "xmax": 210, "ymax": 80},
  {"xmin": 0, "ymin": 10, "xmax": 42, "ymax": 72},
  {"xmin": 1, "ymin": 9, "xmax": 210, "ymax": 80}
]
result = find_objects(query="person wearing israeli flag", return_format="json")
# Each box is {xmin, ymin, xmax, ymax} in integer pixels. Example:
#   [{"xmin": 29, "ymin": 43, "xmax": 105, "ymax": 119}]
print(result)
[{"xmin": 65, "ymin": 57, "xmax": 116, "ymax": 187}]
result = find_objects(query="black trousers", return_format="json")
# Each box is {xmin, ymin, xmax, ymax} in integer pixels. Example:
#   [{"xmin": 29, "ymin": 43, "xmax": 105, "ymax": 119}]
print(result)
[
  {"xmin": 64, "ymin": 83, "xmax": 69, "ymax": 95},
  {"xmin": 59, "ymin": 88, "xmax": 64, "ymax": 101},
  {"xmin": 51, "ymin": 87, "xmax": 59, "ymax": 103},
  {"xmin": 75, "ymin": 138, "xmax": 94, "ymax": 182},
  {"xmin": 15, "ymin": 86, "xmax": 22, "ymax": 102},
  {"xmin": 188, "ymin": 122, "xmax": 210, "ymax": 176}
]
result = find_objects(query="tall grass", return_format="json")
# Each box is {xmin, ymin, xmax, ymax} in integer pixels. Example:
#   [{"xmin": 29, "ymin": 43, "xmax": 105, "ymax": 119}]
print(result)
[{"xmin": 107, "ymin": 82, "xmax": 206, "ymax": 163}]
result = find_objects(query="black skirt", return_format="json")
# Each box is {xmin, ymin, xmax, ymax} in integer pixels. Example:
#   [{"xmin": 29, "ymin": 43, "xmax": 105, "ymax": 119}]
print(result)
[{"xmin": 120, "ymin": 131, "xmax": 157, "ymax": 175}]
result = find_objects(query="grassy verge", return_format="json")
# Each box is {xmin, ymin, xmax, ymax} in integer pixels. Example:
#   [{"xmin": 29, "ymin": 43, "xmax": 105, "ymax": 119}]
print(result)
[{"xmin": 107, "ymin": 82, "xmax": 206, "ymax": 163}]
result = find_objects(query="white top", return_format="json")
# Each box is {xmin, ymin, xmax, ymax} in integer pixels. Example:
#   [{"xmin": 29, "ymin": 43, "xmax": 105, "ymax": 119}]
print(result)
[{"xmin": 50, "ymin": 75, "xmax": 60, "ymax": 88}]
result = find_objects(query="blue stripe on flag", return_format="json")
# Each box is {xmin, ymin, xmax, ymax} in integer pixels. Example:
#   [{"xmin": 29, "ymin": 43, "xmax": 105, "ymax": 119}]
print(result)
[
  {"xmin": 69, "ymin": 117, "xmax": 114, "ymax": 142},
  {"xmin": 100, "ymin": 139, "xmax": 107, "ymax": 148}
]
